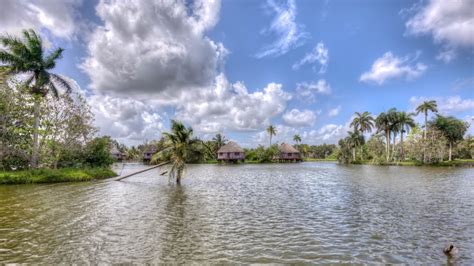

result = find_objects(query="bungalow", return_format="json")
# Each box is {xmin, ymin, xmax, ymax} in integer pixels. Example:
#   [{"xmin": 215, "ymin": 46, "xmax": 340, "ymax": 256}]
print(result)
[
  {"xmin": 143, "ymin": 145, "xmax": 157, "ymax": 162},
  {"xmin": 217, "ymin": 141, "xmax": 245, "ymax": 162},
  {"xmin": 278, "ymin": 143, "xmax": 301, "ymax": 162},
  {"xmin": 110, "ymin": 146, "xmax": 124, "ymax": 161}
]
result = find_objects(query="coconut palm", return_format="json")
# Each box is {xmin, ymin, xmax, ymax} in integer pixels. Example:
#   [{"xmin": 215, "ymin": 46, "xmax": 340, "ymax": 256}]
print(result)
[
  {"xmin": 416, "ymin": 100, "xmax": 438, "ymax": 140},
  {"xmin": 293, "ymin": 134, "xmax": 301, "ymax": 144},
  {"xmin": 350, "ymin": 111, "xmax": 374, "ymax": 160},
  {"xmin": 0, "ymin": 29, "xmax": 72, "ymax": 168},
  {"xmin": 375, "ymin": 112, "xmax": 392, "ymax": 162},
  {"xmin": 267, "ymin": 125, "xmax": 277, "ymax": 146},
  {"xmin": 397, "ymin": 111, "xmax": 416, "ymax": 159},
  {"xmin": 156, "ymin": 120, "xmax": 200, "ymax": 184}
]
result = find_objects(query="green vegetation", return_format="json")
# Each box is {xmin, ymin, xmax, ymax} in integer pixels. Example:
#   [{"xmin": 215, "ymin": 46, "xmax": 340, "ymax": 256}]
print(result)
[
  {"xmin": 337, "ymin": 100, "xmax": 472, "ymax": 166},
  {"xmin": 0, "ymin": 29, "xmax": 116, "ymax": 184},
  {"xmin": 0, "ymin": 168, "xmax": 117, "ymax": 184}
]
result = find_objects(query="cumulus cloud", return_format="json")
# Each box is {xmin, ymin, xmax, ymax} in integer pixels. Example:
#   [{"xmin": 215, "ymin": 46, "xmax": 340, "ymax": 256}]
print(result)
[
  {"xmin": 252, "ymin": 124, "xmax": 299, "ymax": 145},
  {"xmin": 328, "ymin": 106, "xmax": 341, "ymax": 117},
  {"xmin": 295, "ymin": 79, "xmax": 331, "ymax": 101},
  {"xmin": 0, "ymin": 0, "xmax": 82, "ymax": 40},
  {"xmin": 360, "ymin": 52, "xmax": 427, "ymax": 85},
  {"xmin": 81, "ymin": 0, "xmax": 226, "ymax": 97},
  {"xmin": 175, "ymin": 73, "xmax": 292, "ymax": 133},
  {"xmin": 410, "ymin": 95, "xmax": 474, "ymax": 115},
  {"xmin": 89, "ymin": 95, "xmax": 165, "ymax": 145},
  {"xmin": 292, "ymin": 42, "xmax": 329, "ymax": 73},
  {"xmin": 405, "ymin": 0, "xmax": 474, "ymax": 53},
  {"xmin": 256, "ymin": 0, "xmax": 309, "ymax": 58},
  {"xmin": 282, "ymin": 109, "xmax": 317, "ymax": 127}
]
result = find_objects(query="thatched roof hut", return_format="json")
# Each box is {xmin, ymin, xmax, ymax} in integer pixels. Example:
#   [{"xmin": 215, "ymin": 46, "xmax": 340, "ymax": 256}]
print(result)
[
  {"xmin": 143, "ymin": 145, "xmax": 157, "ymax": 160},
  {"xmin": 110, "ymin": 146, "xmax": 123, "ymax": 161},
  {"xmin": 278, "ymin": 143, "xmax": 301, "ymax": 161},
  {"xmin": 217, "ymin": 141, "xmax": 245, "ymax": 161}
]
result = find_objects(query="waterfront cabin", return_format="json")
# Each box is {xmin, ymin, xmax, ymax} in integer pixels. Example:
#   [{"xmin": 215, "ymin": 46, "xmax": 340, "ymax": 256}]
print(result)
[
  {"xmin": 217, "ymin": 141, "xmax": 245, "ymax": 162},
  {"xmin": 143, "ymin": 145, "xmax": 157, "ymax": 162},
  {"xmin": 278, "ymin": 143, "xmax": 301, "ymax": 162},
  {"xmin": 110, "ymin": 146, "xmax": 124, "ymax": 161}
]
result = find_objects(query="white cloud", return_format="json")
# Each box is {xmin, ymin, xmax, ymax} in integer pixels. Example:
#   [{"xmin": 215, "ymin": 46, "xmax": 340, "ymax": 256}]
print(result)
[
  {"xmin": 410, "ymin": 95, "xmax": 474, "ymax": 115},
  {"xmin": 0, "ymin": 0, "xmax": 82, "ymax": 40},
  {"xmin": 282, "ymin": 109, "xmax": 317, "ymax": 127},
  {"xmin": 360, "ymin": 52, "xmax": 427, "ymax": 85},
  {"xmin": 405, "ymin": 0, "xmax": 474, "ymax": 51},
  {"xmin": 175, "ymin": 73, "xmax": 292, "ymax": 133},
  {"xmin": 292, "ymin": 42, "xmax": 329, "ymax": 73},
  {"xmin": 436, "ymin": 48, "xmax": 457, "ymax": 63},
  {"xmin": 81, "ymin": 0, "xmax": 226, "ymax": 97},
  {"xmin": 89, "ymin": 95, "xmax": 165, "ymax": 146},
  {"xmin": 256, "ymin": 0, "xmax": 309, "ymax": 58},
  {"xmin": 252, "ymin": 124, "xmax": 299, "ymax": 145},
  {"xmin": 295, "ymin": 79, "xmax": 331, "ymax": 101},
  {"xmin": 328, "ymin": 106, "xmax": 341, "ymax": 117}
]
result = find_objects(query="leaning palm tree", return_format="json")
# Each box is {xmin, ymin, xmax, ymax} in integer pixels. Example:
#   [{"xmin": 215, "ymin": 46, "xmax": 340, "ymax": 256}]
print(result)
[
  {"xmin": 293, "ymin": 134, "xmax": 301, "ymax": 144},
  {"xmin": 416, "ymin": 100, "xmax": 438, "ymax": 140},
  {"xmin": 347, "ymin": 131, "xmax": 363, "ymax": 162},
  {"xmin": 0, "ymin": 29, "xmax": 72, "ymax": 168},
  {"xmin": 350, "ymin": 111, "xmax": 374, "ymax": 160},
  {"xmin": 154, "ymin": 120, "xmax": 200, "ymax": 185},
  {"xmin": 375, "ymin": 112, "xmax": 392, "ymax": 162},
  {"xmin": 397, "ymin": 112, "xmax": 416, "ymax": 159},
  {"xmin": 267, "ymin": 125, "xmax": 277, "ymax": 146}
]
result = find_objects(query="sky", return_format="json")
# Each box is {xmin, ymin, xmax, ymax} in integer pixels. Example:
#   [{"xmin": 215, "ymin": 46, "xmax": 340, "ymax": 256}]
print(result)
[{"xmin": 1, "ymin": 0, "xmax": 473, "ymax": 147}]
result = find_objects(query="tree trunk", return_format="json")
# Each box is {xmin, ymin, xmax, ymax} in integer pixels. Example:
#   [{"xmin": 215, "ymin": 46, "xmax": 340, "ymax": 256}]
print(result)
[
  {"xmin": 360, "ymin": 146, "xmax": 363, "ymax": 161},
  {"xmin": 176, "ymin": 168, "xmax": 183, "ymax": 185},
  {"xmin": 392, "ymin": 133, "xmax": 397, "ymax": 160},
  {"xmin": 352, "ymin": 148, "xmax": 356, "ymax": 162},
  {"xmin": 385, "ymin": 131, "xmax": 390, "ymax": 162},
  {"xmin": 423, "ymin": 112, "xmax": 427, "ymax": 164},
  {"xmin": 269, "ymin": 135, "xmax": 272, "ymax": 147},
  {"xmin": 400, "ymin": 132, "xmax": 404, "ymax": 160},
  {"xmin": 449, "ymin": 142, "xmax": 452, "ymax": 161},
  {"xmin": 424, "ymin": 112, "xmax": 427, "ymax": 140},
  {"xmin": 31, "ymin": 98, "xmax": 41, "ymax": 168}
]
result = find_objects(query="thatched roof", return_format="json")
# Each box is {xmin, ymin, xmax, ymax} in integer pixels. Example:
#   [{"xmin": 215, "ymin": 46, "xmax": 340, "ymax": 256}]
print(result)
[
  {"xmin": 218, "ymin": 141, "xmax": 244, "ymax": 153},
  {"xmin": 144, "ymin": 145, "xmax": 157, "ymax": 154},
  {"xmin": 110, "ymin": 146, "xmax": 121, "ymax": 155},
  {"xmin": 279, "ymin": 143, "xmax": 299, "ymax": 153}
]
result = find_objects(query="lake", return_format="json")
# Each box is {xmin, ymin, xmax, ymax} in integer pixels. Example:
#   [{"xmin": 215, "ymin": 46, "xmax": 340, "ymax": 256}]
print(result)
[{"xmin": 0, "ymin": 162, "xmax": 473, "ymax": 264}]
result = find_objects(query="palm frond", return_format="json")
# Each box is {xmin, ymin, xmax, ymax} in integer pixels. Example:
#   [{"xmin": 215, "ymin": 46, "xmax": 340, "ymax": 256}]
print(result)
[
  {"xmin": 44, "ymin": 48, "xmax": 64, "ymax": 69},
  {"xmin": 49, "ymin": 73, "xmax": 72, "ymax": 93}
]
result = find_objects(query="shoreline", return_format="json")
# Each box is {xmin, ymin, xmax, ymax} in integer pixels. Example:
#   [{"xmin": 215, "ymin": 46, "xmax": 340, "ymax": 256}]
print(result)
[{"xmin": 0, "ymin": 168, "xmax": 117, "ymax": 185}]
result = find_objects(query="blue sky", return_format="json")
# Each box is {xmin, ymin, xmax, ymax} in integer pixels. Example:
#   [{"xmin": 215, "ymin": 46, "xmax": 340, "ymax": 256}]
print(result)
[{"xmin": 1, "ymin": 0, "xmax": 473, "ymax": 146}]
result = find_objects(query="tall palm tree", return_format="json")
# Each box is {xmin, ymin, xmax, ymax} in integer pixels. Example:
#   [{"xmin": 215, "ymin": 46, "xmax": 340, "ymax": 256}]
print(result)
[
  {"xmin": 375, "ymin": 112, "xmax": 392, "ymax": 162},
  {"xmin": 388, "ymin": 108, "xmax": 400, "ymax": 160},
  {"xmin": 350, "ymin": 111, "xmax": 374, "ymax": 160},
  {"xmin": 0, "ymin": 29, "xmax": 72, "ymax": 168},
  {"xmin": 156, "ymin": 120, "xmax": 200, "ymax": 185},
  {"xmin": 293, "ymin": 134, "xmax": 301, "ymax": 144},
  {"xmin": 266, "ymin": 125, "xmax": 277, "ymax": 146},
  {"xmin": 416, "ymin": 100, "xmax": 438, "ymax": 140},
  {"xmin": 397, "ymin": 111, "xmax": 416, "ymax": 159}
]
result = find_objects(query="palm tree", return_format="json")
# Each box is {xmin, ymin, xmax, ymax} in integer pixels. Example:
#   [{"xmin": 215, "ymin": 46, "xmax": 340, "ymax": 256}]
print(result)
[
  {"xmin": 267, "ymin": 125, "xmax": 277, "ymax": 146},
  {"xmin": 397, "ymin": 111, "xmax": 416, "ymax": 159},
  {"xmin": 375, "ymin": 112, "xmax": 392, "ymax": 162},
  {"xmin": 212, "ymin": 133, "xmax": 227, "ymax": 151},
  {"xmin": 157, "ymin": 120, "xmax": 200, "ymax": 185},
  {"xmin": 0, "ymin": 29, "xmax": 72, "ymax": 168},
  {"xmin": 388, "ymin": 108, "xmax": 400, "ymax": 160},
  {"xmin": 350, "ymin": 111, "xmax": 374, "ymax": 160},
  {"xmin": 416, "ymin": 100, "xmax": 438, "ymax": 140},
  {"xmin": 347, "ymin": 131, "xmax": 363, "ymax": 162},
  {"xmin": 293, "ymin": 134, "xmax": 301, "ymax": 144}
]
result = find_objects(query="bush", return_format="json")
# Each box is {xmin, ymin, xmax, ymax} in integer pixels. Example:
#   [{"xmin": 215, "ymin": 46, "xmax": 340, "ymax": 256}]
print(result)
[
  {"xmin": 83, "ymin": 137, "xmax": 115, "ymax": 168},
  {"xmin": 0, "ymin": 168, "xmax": 117, "ymax": 184}
]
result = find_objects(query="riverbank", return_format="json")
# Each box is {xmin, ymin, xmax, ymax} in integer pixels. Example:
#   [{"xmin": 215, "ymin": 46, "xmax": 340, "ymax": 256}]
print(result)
[
  {"xmin": 350, "ymin": 159, "xmax": 474, "ymax": 167},
  {"xmin": 0, "ymin": 168, "xmax": 117, "ymax": 185}
]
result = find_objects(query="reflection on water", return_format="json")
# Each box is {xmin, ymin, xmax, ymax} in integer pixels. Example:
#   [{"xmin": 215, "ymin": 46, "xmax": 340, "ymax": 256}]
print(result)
[{"xmin": 0, "ymin": 163, "xmax": 473, "ymax": 263}]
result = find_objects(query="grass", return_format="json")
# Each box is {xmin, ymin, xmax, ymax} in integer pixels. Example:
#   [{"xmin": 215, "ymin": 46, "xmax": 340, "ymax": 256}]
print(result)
[{"xmin": 0, "ymin": 168, "xmax": 117, "ymax": 185}]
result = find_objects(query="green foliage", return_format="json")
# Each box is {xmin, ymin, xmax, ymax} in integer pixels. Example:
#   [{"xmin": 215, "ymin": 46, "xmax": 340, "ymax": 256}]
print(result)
[
  {"xmin": 431, "ymin": 115, "xmax": 469, "ymax": 145},
  {"xmin": 83, "ymin": 137, "xmax": 115, "ymax": 168},
  {"xmin": 0, "ymin": 168, "xmax": 116, "ymax": 184}
]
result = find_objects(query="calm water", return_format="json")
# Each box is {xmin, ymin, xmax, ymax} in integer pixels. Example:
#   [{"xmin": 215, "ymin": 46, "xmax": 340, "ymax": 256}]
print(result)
[{"xmin": 0, "ymin": 163, "xmax": 473, "ymax": 264}]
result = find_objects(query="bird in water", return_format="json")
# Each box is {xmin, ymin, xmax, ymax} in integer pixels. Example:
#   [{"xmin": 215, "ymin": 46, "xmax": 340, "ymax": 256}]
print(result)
[{"xmin": 443, "ymin": 244, "xmax": 458, "ymax": 257}]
